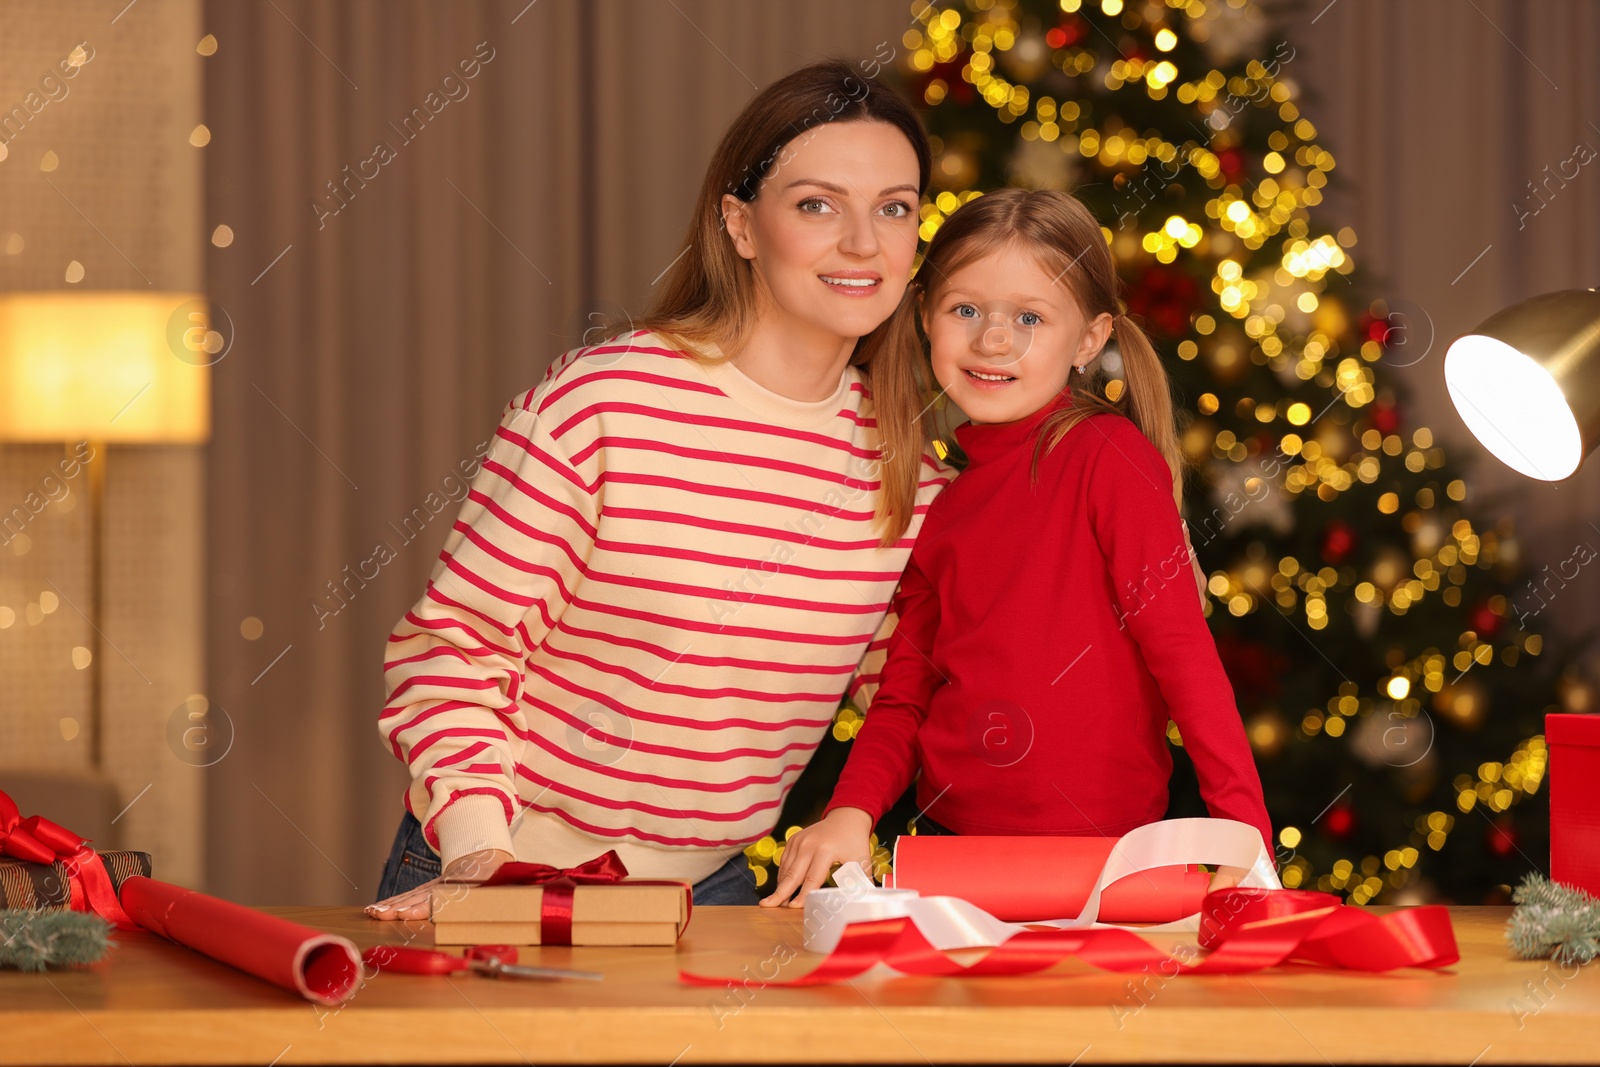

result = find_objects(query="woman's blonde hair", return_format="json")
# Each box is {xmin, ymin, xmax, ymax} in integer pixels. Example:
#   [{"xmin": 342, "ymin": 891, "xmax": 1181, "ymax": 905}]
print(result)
[
  {"xmin": 910, "ymin": 187, "xmax": 1181, "ymax": 493},
  {"xmin": 624, "ymin": 59, "xmax": 935, "ymax": 546}
]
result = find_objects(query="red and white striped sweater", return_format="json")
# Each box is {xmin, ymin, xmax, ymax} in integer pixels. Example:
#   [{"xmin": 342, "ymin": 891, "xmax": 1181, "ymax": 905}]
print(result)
[{"xmin": 380, "ymin": 330, "xmax": 954, "ymax": 882}]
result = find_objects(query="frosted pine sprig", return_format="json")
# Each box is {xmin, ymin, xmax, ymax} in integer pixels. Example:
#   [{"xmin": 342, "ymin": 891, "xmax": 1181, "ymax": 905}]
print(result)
[
  {"xmin": 1506, "ymin": 873, "xmax": 1600, "ymax": 965},
  {"xmin": 0, "ymin": 909, "xmax": 112, "ymax": 971}
]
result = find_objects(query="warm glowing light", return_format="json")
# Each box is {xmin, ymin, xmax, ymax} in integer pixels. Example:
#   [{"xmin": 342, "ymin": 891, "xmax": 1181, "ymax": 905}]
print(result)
[
  {"xmin": 1445, "ymin": 333, "xmax": 1583, "ymax": 480},
  {"xmin": 0, "ymin": 292, "xmax": 211, "ymax": 443}
]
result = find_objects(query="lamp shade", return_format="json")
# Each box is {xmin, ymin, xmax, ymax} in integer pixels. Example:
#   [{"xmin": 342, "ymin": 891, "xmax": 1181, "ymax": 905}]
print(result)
[
  {"xmin": 1443, "ymin": 289, "xmax": 1600, "ymax": 481},
  {"xmin": 0, "ymin": 291, "xmax": 212, "ymax": 444}
]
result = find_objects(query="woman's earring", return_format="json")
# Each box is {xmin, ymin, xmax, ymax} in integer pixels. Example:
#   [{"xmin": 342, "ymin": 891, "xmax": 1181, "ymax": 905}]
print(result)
[{"xmin": 1076, "ymin": 364, "xmax": 1087, "ymax": 375}]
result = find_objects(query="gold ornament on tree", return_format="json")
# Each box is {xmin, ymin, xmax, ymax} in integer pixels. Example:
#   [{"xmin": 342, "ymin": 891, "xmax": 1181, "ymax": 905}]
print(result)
[
  {"xmin": 1434, "ymin": 678, "xmax": 1489, "ymax": 731},
  {"xmin": 1558, "ymin": 670, "xmax": 1596, "ymax": 715}
]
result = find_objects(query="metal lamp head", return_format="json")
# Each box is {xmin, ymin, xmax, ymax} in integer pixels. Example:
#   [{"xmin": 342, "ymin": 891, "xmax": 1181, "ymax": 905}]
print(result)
[{"xmin": 1443, "ymin": 289, "xmax": 1600, "ymax": 481}]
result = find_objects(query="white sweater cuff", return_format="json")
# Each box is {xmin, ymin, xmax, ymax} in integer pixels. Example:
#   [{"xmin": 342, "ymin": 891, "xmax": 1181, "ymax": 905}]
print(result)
[{"xmin": 433, "ymin": 794, "xmax": 516, "ymax": 870}]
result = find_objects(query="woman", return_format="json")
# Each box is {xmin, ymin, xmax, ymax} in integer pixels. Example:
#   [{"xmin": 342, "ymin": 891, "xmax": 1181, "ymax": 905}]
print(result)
[{"xmin": 368, "ymin": 58, "xmax": 949, "ymax": 917}]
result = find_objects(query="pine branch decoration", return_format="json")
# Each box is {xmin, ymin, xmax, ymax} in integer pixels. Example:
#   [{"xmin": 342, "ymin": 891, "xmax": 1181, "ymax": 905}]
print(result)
[
  {"xmin": 1506, "ymin": 874, "xmax": 1600, "ymax": 966},
  {"xmin": 0, "ymin": 909, "xmax": 112, "ymax": 972}
]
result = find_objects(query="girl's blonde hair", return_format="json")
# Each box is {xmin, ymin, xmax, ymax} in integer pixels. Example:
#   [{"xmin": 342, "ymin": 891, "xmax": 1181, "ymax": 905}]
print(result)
[
  {"xmin": 626, "ymin": 59, "xmax": 935, "ymax": 547},
  {"xmin": 909, "ymin": 187, "xmax": 1182, "ymax": 495}
]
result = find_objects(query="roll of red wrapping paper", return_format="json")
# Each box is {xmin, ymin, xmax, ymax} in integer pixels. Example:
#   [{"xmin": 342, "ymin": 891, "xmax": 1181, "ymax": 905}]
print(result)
[
  {"xmin": 119, "ymin": 876, "xmax": 361, "ymax": 1005},
  {"xmin": 891, "ymin": 835, "xmax": 1209, "ymax": 922}
]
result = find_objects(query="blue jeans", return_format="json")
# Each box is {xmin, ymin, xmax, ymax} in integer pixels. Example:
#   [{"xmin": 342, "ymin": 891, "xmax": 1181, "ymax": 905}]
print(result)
[{"xmin": 375, "ymin": 810, "xmax": 760, "ymax": 905}]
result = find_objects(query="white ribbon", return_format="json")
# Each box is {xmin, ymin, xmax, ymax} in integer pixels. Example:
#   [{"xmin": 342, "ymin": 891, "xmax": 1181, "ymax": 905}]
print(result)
[{"xmin": 802, "ymin": 817, "xmax": 1280, "ymax": 954}]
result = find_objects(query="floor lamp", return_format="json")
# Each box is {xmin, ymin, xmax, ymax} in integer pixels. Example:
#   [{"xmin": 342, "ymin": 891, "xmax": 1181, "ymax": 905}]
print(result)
[{"xmin": 0, "ymin": 292, "xmax": 211, "ymax": 770}]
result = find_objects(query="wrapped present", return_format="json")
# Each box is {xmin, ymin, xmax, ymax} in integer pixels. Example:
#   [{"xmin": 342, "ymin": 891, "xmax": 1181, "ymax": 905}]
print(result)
[
  {"xmin": 431, "ymin": 850, "xmax": 691, "ymax": 946},
  {"xmin": 0, "ymin": 850, "xmax": 151, "ymax": 911},
  {"xmin": 1548, "ymin": 713, "xmax": 1600, "ymax": 897},
  {"xmin": 0, "ymin": 789, "xmax": 136, "ymax": 928}
]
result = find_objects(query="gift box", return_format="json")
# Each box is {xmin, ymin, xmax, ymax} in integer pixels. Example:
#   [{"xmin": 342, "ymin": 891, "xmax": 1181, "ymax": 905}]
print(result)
[
  {"xmin": 431, "ymin": 881, "xmax": 690, "ymax": 946},
  {"xmin": 0, "ymin": 851, "xmax": 152, "ymax": 911},
  {"xmin": 1548, "ymin": 713, "xmax": 1600, "ymax": 897}
]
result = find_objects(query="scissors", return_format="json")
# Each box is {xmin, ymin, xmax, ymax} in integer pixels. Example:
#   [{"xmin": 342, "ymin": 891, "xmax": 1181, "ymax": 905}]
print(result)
[{"xmin": 363, "ymin": 943, "xmax": 603, "ymax": 982}]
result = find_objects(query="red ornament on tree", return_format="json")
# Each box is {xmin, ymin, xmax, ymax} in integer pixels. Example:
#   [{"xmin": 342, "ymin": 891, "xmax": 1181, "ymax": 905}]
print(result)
[
  {"xmin": 1050, "ymin": 18, "xmax": 1086, "ymax": 48},
  {"xmin": 1323, "ymin": 802, "xmax": 1356, "ymax": 841},
  {"xmin": 1370, "ymin": 402, "xmax": 1400, "ymax": 437},
  {"xmin": 1486, "ymin": 817, "xmax": 1518, "ymax": 859},
  {"xmin": 1468, "ymin": 600, "xmax": 1503, "ymax": 640},
  {"xmin": 1359, "ymin": 311, "xmax": 1396, "ymax": 347},
  {"xmin": 1123, "ymin": 264, "xmax": 1200, "ymax": 338},
  {"xmin": 1321, "ymin": 520, "xmax": 1358, "ymax": 566},
  {"xmin": 1217, "ymin": 147, "xmax": 1245, "ymax": 183}
]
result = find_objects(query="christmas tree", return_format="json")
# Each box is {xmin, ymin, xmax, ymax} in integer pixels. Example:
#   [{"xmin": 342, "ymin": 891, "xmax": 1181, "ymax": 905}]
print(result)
[{"xmin": 752, "ymin": 0, "xmax": 1575, "ymax": 906}]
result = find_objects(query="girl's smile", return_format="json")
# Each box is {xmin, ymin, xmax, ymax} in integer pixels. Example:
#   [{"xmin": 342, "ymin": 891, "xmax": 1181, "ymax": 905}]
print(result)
[{"xmin": 962, "ymin": 366, "xmax": 1018, "ymax": 387}]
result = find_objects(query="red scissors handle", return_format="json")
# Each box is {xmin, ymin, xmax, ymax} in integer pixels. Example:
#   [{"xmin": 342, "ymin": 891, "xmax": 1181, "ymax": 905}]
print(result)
[{"xmin": 363, "ymin": 944, "xmax": 517, "ymax": 974}]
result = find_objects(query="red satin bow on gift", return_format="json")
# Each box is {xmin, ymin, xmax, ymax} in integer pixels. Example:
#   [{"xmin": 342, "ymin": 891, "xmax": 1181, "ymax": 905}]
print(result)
[
  {"xmin": 477, "ymin": 850, "xmax": 692, "ymax": 945},
  {"xmin": 679, "ymin": 888, "xmax": 1456, "ymax": 986},
  {"xmin": 0, "ymin": 788, "xmax": 135, "ymax": 930}
]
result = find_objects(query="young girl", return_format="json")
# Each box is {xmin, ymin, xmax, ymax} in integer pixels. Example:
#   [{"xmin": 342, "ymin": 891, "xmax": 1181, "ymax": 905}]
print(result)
[{"xmin": 765, "ymin": 188, "xmax": 1273, "ymax": 907}]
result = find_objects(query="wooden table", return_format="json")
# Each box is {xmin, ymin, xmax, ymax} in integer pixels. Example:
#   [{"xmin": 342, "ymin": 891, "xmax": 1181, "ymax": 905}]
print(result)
[{"xmin": 3, "ymin": 905, "xmax": 1595, "ymax": 1065}]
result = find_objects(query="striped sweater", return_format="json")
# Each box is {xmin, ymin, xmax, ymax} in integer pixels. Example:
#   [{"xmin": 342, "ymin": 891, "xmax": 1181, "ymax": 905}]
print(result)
[{"xmin": 380, "ymin": 330, "xmax": 954, "ymax": 883}]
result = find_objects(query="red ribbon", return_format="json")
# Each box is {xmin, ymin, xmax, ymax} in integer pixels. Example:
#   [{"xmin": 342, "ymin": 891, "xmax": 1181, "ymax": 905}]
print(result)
[
  {"xmin": 0, "ymin": 788, "xmax": 136, "ymax": 930},
  {"xmin": 678, "ymin": 887, "xmax": 1457, "ymax": 986},
  {"xmin": 480, "ymin": 850, "xmax": 692, "ymax": 945}
]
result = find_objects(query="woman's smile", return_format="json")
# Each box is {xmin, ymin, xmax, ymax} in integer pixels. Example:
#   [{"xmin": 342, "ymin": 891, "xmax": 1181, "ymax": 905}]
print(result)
[{"xmin": 819, "ymin": 270, "xmax": 882, "ymax": 297}]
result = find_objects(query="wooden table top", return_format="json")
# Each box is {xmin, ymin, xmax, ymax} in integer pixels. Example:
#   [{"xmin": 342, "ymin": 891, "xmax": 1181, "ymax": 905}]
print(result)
[{"xmin": 2, "ymin": 905, "xmax": 1594, "ymax": 1065}]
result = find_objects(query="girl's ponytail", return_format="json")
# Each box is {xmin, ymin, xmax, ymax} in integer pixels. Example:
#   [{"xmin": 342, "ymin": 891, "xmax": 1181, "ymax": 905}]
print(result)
[{"xmin": 1110, "ymin": 311, "xmax": 1183, "ymax": 504}]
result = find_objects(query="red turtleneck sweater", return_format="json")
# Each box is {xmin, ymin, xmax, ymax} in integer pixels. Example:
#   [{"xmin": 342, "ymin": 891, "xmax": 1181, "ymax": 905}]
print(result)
[{"xmin": 824, "ymin": 395, "xmax": 1273, "ymax": 851}]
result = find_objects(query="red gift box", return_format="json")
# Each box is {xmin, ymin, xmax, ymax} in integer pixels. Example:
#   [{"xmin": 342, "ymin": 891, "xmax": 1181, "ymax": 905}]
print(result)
[{"xmin": 1548, "ymin": 713, "xmax": 1600, "ymax": 897}]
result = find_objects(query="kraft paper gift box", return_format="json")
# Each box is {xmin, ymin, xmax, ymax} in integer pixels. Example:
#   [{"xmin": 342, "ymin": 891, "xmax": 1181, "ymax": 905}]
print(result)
[
  {"xmin": 1548, "ymin": 712, "xmax": 1600, "ymax": 897},
  {"xmin": 430, "ymin": 881, "xmax": 691, "ymax": 947}
]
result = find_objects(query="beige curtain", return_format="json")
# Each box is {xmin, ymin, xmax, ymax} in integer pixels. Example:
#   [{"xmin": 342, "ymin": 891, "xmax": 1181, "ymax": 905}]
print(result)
[{"xmin": 204, "ymin": 0, "xmax": 913, "ymax": 905}]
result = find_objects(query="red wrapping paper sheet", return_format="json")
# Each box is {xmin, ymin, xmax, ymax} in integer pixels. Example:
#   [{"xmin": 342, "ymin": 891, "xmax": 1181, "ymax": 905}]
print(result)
[
  {"xmin": 119, "ymin": 876, "xmax": 361, "ymax": 1005},
  {"xmin": 891, "ymin": 834, "xmax": 1209, "ymax": 922}
]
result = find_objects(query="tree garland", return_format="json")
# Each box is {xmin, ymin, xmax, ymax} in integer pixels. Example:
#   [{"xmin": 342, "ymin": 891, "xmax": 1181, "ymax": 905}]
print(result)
[
  {"xmin": 1506, "ymin": 874, "xmax": 1600, "ymax": 965},
  {"xmin": 0, "ymin": 909, "xmax": 111, "ymax": 971}
]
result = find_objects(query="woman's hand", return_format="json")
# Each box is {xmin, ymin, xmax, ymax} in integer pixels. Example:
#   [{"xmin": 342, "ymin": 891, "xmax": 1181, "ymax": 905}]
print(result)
[
  {"xmin": 761, "ymin": 808, "xmax": 875, "ymax": 908},
  {"xmin": 364, "ymin": 848, "xmax": 513, "ymax": 921},
  {"xmin": 1207, "ymin": 863, "xmax": 1251, "ymax": 894}
]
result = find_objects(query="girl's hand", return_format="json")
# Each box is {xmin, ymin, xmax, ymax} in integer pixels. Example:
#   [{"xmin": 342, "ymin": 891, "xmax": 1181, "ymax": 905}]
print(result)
[
  {"xmin": 761, "ymin": 808, "xmax": 875, "ymax": 908},
  {"xmin": 364, "ymin": 848, "xmax": 513, "ymax": 921},
  {"xmin": 1207, "ymin": 863, "xmax": 1251, "ymax": 894}
]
